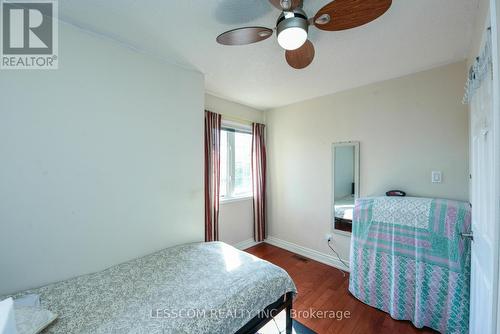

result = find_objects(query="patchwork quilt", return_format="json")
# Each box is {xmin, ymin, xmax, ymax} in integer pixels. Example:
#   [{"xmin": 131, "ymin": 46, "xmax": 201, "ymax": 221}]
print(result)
[{"xmin": 349, "ymin": 197, "xmax": 471, "ymax": 334}]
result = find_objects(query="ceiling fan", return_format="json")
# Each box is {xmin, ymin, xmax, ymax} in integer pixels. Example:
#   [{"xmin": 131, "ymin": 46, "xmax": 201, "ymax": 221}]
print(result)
[{"xmin": 216, "ymin": 0, "xmax": 392, "ymax": 69}]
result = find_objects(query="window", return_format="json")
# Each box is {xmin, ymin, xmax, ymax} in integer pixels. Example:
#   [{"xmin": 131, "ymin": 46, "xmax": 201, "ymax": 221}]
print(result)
[{"xmin": 220, "ymin": 122, "xmax": 253, "ymax": 201}]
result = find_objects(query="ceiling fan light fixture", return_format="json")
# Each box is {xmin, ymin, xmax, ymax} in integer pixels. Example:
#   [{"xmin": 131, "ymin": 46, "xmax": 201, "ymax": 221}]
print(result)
[
  {"xmin": 216, "ymin": 0, "xmax": 393, "ymax": 69},
  {"xmin": 276, "ymin": 8, "xmax": 308, "ymax": 50}
]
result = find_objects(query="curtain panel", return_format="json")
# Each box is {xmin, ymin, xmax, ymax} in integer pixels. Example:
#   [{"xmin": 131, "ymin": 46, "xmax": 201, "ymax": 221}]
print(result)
[
  {"xmin": 205, "ymin": 111, "xmax": 221, "ymax": 242},
  {"xmin": 251, "ymin": 123, "xmax": 267, "ymax": 242}
]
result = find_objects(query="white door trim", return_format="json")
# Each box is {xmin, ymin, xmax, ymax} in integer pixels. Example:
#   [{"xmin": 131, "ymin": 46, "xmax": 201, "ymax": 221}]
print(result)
[{"xmin": 490, "ymin": 0, "xmax": 500, "ymax": 332}]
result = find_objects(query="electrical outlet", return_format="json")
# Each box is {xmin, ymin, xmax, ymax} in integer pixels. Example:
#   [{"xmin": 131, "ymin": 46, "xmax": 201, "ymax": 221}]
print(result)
[
  {"xmin": 324, "ymin": 233, "xmax": 333, "ymax": 242},
  {"xmin": 431, "ymin": 171, "xmax": 442, "ymax": 183}
]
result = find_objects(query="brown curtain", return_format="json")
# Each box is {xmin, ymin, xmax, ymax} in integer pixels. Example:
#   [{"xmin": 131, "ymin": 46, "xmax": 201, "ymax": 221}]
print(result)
[
  {"xmin": 251, "ymin": 123, "xmax": 267, "ymax": 242},
  {"xmin": 205, "ymin": 111, "xmax": 221, "ymax": 242}
]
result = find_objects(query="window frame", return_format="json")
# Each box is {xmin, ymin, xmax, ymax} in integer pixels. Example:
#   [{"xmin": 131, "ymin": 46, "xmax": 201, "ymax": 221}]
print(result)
[{"xmin": 220, "ymin": 120, "xmax": 253, "ymax": 203}]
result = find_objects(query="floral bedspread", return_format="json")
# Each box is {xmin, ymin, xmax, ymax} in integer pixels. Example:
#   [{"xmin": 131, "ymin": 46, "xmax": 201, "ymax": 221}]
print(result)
[{"xmin": 5, "ymin": 242, "xmax": 296, "ymax": 334}]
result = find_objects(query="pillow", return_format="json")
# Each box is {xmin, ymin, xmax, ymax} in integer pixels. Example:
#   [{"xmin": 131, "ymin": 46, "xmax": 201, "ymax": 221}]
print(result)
[
  {"xmin": 13, "ymin": 295, "xmax": 40, "ymax": 308},
  {"xmin": 14, "ymin": 306, "xmax": 57, "ymax": 334},
  {"xmin": 0, "ymin": 297, "xmax": 17, "ymax": 334}
]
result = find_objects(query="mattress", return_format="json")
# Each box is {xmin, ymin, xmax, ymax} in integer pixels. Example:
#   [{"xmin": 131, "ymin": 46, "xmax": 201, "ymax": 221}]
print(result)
[{"xmin": 5, "ymin": 242, "xmax": 297, "ymax": 334}]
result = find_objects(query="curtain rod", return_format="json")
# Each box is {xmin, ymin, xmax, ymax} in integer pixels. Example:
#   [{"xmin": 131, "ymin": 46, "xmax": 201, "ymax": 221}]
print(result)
[
  {"xmin": 205, "ymin": 109, "xmax": 261, "ymax": 126},
  {"xmin": 220, "ymin": 114, "xmax": 255, "ymax": 126}
]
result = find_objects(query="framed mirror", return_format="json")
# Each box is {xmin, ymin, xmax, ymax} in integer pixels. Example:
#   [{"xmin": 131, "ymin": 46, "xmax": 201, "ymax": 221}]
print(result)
[{"xmin": 332, "ymin": 142, "xmax": 360, "ymax": 234}]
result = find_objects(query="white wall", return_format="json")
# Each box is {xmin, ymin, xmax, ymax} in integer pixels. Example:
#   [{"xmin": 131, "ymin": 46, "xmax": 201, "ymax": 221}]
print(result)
[
  {"xmin": 204, "ymin": 94, "xmax": 264, "ymax": 246},
  {"xmin": 0, "ymin": 23, "xmax": 205, "ymax": 295},
  {"xmin": 205, "ymin": 93, "xmax": 265, "ymax": 123},
  {"xmin": 468, "ymin": 0, "xmax": 490, "ymax": 66},
  {"xmin": 266, "ymin": 62, "xmax": 469, "ymax": 263},
  {"xmin": 218, "ymin": 199, "xmax": 255, "ymax": 245}
]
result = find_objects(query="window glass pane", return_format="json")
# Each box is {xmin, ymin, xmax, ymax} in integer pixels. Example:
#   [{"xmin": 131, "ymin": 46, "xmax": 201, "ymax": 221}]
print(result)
[
  {"xmin": 233, "ymin": 132, "xmax": 252, "ymax": 196},
  {"xmin": 220, "ymin": 130, "xmax": 228, "ymax": 198}
]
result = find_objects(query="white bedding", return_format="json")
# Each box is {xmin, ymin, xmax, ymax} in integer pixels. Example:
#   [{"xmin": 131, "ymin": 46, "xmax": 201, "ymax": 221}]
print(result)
[{"xmin": 335, "ymin": 195, "xmax": 355, "ymax": 220}]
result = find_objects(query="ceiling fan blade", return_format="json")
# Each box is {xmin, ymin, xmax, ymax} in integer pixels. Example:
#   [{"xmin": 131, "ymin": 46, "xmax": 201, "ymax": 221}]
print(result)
[
  {"xmin": 216, "ymin": 27, "xmax": 273, "ymax": 46},
  {"xmin": 285, "ymin": 40, "xmax": 315, "ymax": 69},
  {"xmin": 314, "ymin": 0, "xmax": 391, "ymax": 31},
  {"xmin": 269, "ymin": 0, "xmax": 302, "ymax": 11}
]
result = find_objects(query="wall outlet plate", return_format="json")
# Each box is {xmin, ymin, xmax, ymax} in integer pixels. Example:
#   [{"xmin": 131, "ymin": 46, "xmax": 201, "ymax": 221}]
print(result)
[
  {"xmin": 324, "ymin": 233, "xmax": 333, "ymax": 241},
  {"xmin": 431, "ymin": 171, "xmax": 442, "ymax": 183}
]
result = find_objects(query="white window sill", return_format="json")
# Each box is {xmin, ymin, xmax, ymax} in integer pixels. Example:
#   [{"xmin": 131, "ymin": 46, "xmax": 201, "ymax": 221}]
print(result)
[{"xmin": 220, "ymin": 196, "xmax": 253, "ymax": 205}]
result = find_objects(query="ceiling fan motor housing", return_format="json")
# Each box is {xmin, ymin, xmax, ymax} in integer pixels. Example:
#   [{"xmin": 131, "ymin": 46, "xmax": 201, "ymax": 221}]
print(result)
[
  {"xmin": 276, "ymin": 8, "xmax": 309, "ymax": 35},
  {"xmin": 276, "ymin": 8, "xmax": 309, "ymax": 50},
  {"xmin": 276, "ymin": 8, "xmax": 309, "ymax": 38}
]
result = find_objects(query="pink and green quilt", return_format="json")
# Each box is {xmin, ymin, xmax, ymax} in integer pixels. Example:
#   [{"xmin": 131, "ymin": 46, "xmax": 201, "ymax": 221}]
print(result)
[{"xmin": 349, "ymin": 197, "xmax": 471, "ymax": 334}]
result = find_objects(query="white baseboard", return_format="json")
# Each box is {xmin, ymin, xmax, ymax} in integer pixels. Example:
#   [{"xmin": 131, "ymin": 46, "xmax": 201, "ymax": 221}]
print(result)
[
  {"xmin": 265, "ymin": 236, "xmax": 350, "ymax": 272},
  {"xmin": 233, "ymin": 238, "xmax": 261, "ymax": 250}
]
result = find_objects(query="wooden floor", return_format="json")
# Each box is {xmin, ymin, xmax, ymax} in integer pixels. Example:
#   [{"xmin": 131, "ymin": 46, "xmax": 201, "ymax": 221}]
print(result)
[{"xmin": 246, "ymin": 243, "xmax": 438, "ymax": 334}]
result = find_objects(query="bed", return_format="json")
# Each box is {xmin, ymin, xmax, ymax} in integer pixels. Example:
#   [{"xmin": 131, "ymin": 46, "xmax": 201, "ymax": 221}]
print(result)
[
  {"xmin": 334, "ymin": 195, "xmax": 355, "ymax": 221},
  {"xmin": 4, "ymin": 242, "xmax": 297, "ymax": 334},
  {"xmin": 349, "ymin": 197, "xmax": 471, "ymax": 334}
]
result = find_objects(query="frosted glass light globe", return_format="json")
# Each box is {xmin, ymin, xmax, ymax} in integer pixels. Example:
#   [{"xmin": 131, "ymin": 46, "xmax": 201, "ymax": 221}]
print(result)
[{"xmin": 277, "ymin": 26, "xmax": 308, "ymax": 50}]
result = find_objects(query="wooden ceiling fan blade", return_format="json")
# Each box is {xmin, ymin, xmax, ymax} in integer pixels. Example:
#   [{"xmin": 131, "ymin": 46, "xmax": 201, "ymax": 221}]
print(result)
[
  {"xmin": 285, "ymin": 40, "xmax": 315, "ymax": 69},
  {"xmin": 314, "ymin": 0, "xmax": 392, "ymax": 31},
  {"xmin": 216, "ymin": 27, "xmax": 273, "ymax": 46},
  {"xmin": 269, "ymin": 0, "xmax": 302, "ymax": 11}
]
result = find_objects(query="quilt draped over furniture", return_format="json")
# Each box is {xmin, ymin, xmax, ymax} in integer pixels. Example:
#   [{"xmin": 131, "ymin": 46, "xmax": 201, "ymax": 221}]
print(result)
[{"xmin": 349, "ymin": 197, "xmax": 471, "ymax": 334}]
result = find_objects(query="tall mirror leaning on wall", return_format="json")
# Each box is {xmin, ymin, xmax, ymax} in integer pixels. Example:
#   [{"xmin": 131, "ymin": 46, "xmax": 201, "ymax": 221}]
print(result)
[{"xmin": 332, "ymin": 142, "xmax": 360, "ymax": 234}]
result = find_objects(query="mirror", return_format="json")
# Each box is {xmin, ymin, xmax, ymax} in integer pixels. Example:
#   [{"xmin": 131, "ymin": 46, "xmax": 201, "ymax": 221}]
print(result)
[{"xmin": 332, "ymin": 142, "xmax": 360, "ymax": 234}]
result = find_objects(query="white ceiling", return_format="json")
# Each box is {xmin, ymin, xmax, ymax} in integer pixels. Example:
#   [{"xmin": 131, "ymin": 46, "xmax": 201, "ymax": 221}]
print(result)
[{"xmin": 59, "ymin": 0, "xmax": 480, "ymax": 110}]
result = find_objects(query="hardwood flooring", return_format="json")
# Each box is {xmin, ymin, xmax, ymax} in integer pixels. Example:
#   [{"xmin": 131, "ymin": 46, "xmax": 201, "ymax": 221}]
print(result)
[{"xmin": 245, "ymin": 243, "xmax": 438, "ymax": 334}]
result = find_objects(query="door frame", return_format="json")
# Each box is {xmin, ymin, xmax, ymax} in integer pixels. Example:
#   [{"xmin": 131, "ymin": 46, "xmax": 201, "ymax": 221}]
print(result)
[{"xmin": 492, "ymin": 0, "xmax": 500, "ymax": 332}]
